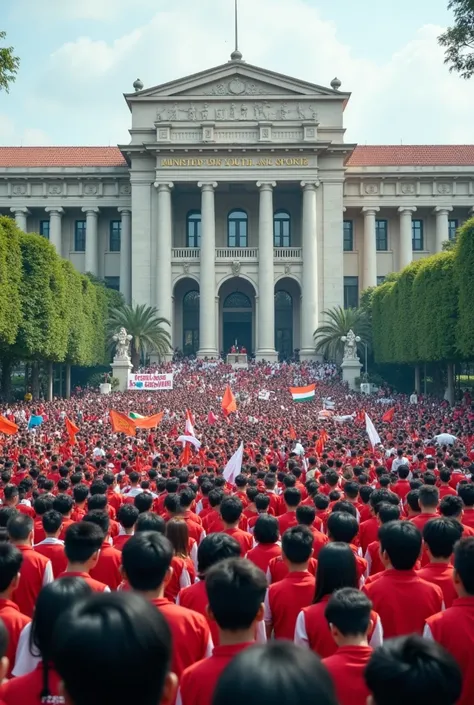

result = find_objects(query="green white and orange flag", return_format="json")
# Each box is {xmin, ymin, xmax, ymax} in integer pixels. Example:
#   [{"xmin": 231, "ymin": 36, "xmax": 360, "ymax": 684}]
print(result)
[{"xmin": 289, "ymin": 384, "xmax": 316, "ymax": 403}]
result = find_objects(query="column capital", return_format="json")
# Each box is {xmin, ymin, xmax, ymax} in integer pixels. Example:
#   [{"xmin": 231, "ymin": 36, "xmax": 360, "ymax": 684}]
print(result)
[
  {"xmin": 433, "ymin": 206, "xmax": 453, "ymax": 215},
  {"xmin": 117, "ymin": 207, "xmax": 131, "ymax": 215},
  {"xmin": 256, "ymin": 181, "xmax": 276, "ymax": 190},
  {"xmin": 81, "ymin": 207, "xmax": 100, "ymax": 215},
  {"xmin": 361, "ymin": 207, "xmax": 380, "ymax": 215},
  {"xmin": 10, "ymin": 207, "xmax": 30, "ymax": 215},
  {"xmin": 301, "ymin": 181, "xmax": 320, "ymax": 191},
  {"xmin": 197, "ymin": 181, "xmax": 218, "ymax": 191},
  {"xmin": 45, "ymin": 207, "xmax": 64, "ymax": 215},
  {"xmin": 154, "ymin": 182, "xmax": 174, "ymax": 191},
  {"xmin": 398, "ymin": 206, "xmax": 417, "ymax": 214}
]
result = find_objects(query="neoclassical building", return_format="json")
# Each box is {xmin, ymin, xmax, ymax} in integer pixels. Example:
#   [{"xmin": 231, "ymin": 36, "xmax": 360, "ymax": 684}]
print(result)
[{"xmin": 1, "ymin": 51, "xmax": 473, "ymax": 360}]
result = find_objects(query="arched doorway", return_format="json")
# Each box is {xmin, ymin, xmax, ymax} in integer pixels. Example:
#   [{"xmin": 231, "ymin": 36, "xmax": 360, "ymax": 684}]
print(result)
[
  {"xmin": 173, "ymin": 278, "xmax": 199, "ymax": 356},
  {"xmin": 275, "ymin": 277, "xmax": 301, "ymax": 359},
  {"xmin": 218, "ymin": 278, "xmax": 256, "ymax": 355}
]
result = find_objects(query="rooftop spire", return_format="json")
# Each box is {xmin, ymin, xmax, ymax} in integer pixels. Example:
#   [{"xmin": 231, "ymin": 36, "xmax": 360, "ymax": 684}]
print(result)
[{"xmin": 230, "ymin": 0, "xmax": 243, "ymax": 61}]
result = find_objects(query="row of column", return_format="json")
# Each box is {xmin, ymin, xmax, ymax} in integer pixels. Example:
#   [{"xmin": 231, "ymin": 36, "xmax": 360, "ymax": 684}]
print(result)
[
  {"xmin": 10, "ymin": 206, "xmax": 132, "ymax": 303},
  {"xmin": 154, "ymin": 181, "xmax": 320, "ymax": 361},
  {"xmin": 362, "ymin": 205, "xmax": 456, "ymax": 290}
]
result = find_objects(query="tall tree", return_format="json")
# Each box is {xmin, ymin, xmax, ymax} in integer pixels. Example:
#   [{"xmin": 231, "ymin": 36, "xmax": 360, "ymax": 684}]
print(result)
[
  {"xmin": 107, "ymin": 303, "xmax": 171, "ymax": 370},
  {"xmin": 0, "ymin": 31, "xmax": 19, "ymax": 92},
  {"xmin": 313, "ymin": 306, "xmax": 371, "ymax": 361},
  {"xmin": 439, "ymin": 0, "xmax": 474, "ymax": 78}
]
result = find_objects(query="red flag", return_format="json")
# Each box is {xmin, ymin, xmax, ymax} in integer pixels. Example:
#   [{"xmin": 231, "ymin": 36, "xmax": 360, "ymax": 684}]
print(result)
[
  {"xmin": 208, "ymin": 411, "xmax": 218, "ymax": 425},
  {"xmin": 181, "ymin": 443, "xmax": 191, "ymax": 466},
  {"xmin": 222, "ymin": 385, "xmax": 237, "ymax": 416},
  {"xmin": 65, "ymin": 416, "xmax": 79, "ymax": 444},
  {"xmin": 185, "ymin": 410, "xmax": 195, "ymax": 436},
  {"xmin": 289, "ymin": 425, "xmax": 297, "ymax": 440},
  {"xmin": 110, "ymin": 410, "xmax": 136, "ymax": 436},
  {"xmin": 382, "ymin": 407, "xmax": 395, "ymax": 423},
  {"xmin": 0, "ymin": 415, "xmax": 18, "ymax": 436},
  {"xmin": 134, "ymin": 412, "xmax": 164, "ymax": 429}
]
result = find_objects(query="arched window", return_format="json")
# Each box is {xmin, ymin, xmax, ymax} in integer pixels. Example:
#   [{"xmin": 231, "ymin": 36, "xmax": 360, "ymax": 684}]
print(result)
[
  {"xmin": 186, "ymin": 211, "xmax": 201, "ymax": 248},
  {"xmin": 183, "ymin": 290, "xmax": 200, "ymax": 355},
  {"xmin": 275, "ymin": 290, "xmax": 293, "ymax": 359},
  {"xmin": 275, "ymin": 290, "xmax": 292, "ymax": 309},
  {"xmin": 223, "ymin": 292, "xmax": 252, "ymax": 309},
  {"xmin": 274, "ymin": 210, "xmax": 291, "ymax": 247},
  {"xmin": 228, "ymin": 209, "xmax": 248, "ymax": 247}
]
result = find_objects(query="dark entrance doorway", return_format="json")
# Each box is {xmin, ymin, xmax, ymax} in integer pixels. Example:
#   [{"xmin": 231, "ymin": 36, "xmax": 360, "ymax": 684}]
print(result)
[{"xmin": 222, "ymin": 291, "xmax": 253, "ymax": 354}]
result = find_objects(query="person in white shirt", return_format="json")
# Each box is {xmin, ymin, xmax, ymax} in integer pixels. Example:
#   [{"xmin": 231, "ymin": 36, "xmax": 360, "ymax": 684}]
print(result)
[{"xmin": 92, "ymin": 443, "xmax": 106, "ymax": 458}]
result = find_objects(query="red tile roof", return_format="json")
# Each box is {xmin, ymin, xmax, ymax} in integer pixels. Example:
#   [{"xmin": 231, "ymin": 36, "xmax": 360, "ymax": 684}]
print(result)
[
  {"xmin": 346, "ymin": 145, "xmax": 474, "ymax": 167},
  {"xmin": 0, "ymin": 147, "xmax": 127, "ymax": 168}
]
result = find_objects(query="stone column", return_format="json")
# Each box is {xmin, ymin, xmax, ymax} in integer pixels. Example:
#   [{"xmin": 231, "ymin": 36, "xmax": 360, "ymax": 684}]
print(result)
[
  {"xmin": 155, "ymin": 183, "xmax": 173, "ymax": 345},
  {"xmin": 300, "ymin": 182, "xmax": 319, "ymax": 361},
  {"xmin": 45, "ymin": 207, "xmax": 64, "ymax": 255},
  {"xmin": 47, "ymin": 362, "xmax": 53, "ymax": 402},
  {"xmin": 434, "ymin": 206, "xmax": 453, "ymax": 253},
  {"xmin": 118, "ymin": 208, "xmax": 132, "ymax": 303},
  {"xmin": 82, "ymin": 207, "xmax": 100, "ymax": 275},
  {"xmin": 197, "ymin": 182, "xmax": 218, "ymax": 359},
  {"xmin": 256, "ymin": 181, "xmax": 277, "ymax": 361},
  {"xmin": 398, "ymin": 207, "xmax": 417, "ymax": 270},
  {"xmin": 361, "ymin": 207, "xmax": 379, "ymax": 290},
  {"xmin": 65, "ymin": 364, "xmax": 71, "ymax": 400},
  {"xmin": 10, "ymin": 207, "xmax": 29, "ymax": 232}
]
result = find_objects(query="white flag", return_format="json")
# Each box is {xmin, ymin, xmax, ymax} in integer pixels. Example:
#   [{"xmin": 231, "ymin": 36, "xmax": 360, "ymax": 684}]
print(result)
[
  {"xmin": 185, "ymin": 410, "xmax": 195, "ymax": 437},
  {"xmin": 223, "ymin": 442, "xmax": 244, "ymax": 485},
  {"xmin": 177, "ymin": 434, "xmax": 201, "ymax": 450},
  {"xmin": 365, "ymin": 413, "xmax": 381, "ymax": 448}
]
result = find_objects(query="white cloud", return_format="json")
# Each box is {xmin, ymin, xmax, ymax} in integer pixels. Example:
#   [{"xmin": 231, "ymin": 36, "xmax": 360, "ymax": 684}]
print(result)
[{"xmin": 0, "ymin": 115, "xmax": 51, "ymax": 146}]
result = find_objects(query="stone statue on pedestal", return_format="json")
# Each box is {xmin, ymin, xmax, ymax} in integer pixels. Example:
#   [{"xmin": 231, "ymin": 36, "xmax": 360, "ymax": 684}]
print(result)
[
  {"xmin": 113, "ymin": 327, "xmax": 132, "ymax": 361},
  {"xmin": 340, "ymin": 329, "xmax": 362, "ymax": 391},
  {"xmin": 342, "ymin": 329, "xmax": 359, "ymax": 361}
]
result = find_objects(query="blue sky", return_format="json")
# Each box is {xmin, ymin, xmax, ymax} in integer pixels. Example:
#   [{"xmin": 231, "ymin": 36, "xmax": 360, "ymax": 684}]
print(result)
[{"xmin": 1, "ymin": 0, "xmax": 470, "ymax": 146}]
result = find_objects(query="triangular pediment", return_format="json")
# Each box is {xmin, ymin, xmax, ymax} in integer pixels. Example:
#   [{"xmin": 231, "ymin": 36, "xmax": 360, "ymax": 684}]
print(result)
[{"xmin": 125, "ymin": 61, "xmax": 349, "ymax": 102}]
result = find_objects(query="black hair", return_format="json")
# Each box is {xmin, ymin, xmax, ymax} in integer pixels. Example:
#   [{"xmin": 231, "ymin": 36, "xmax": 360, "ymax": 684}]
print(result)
[
  {"xmin": 378, "ymin": 502, "xmax": 401, "ymax": 524},
  {"xmin": 212, "ymin": 642, "xmax": 338, "ymax": 705},
  {"xmin": 281, "ymin": 525, "xmax": 313, "ymax": 564},
  {"xmin": 379, "ymin": 521, "xmax": 422, "ymax": 570},
  {"xmin": 117, "ymin": 503, "xmax": 139, "ymax": 528},
  {"xmin": 0, "ymin": 617, "xmax": 7, "ymax": 659},
  {"xmin": 253, "ymin": 515, "xmax": 279, "ymax": 544},
  {"xmin": 313, "ymin": 543, "xmax": 357, "ymax": 603},
  {"xmin": 42, "ymin": 509, "xmax": 63, "ymax": 535},
  {"xmin": 197, "ymin": 533, "xmax": 241, "ymax": 576},
  {"xmin": 418, "ymin": 485, "xmax": 439, "ymax": 509},
  {"xmin": 72, "ymin": 484, "xmax": 89, "ymax": 503},
  {"xmin": 122, "ymin": 532, "xmax": 173, "ymax": 591},
  {"xmin": 220, "ymin": 496, "xmax": 243, "ymax": 524},
  {"xmin": 283, "ymin": 487, "xmax": 301, "ymax": 508},
  {"xmin": 296, "ymin": 504, "xmax": 316, "ymax": 526},
  {"xmin": 64, "ymin": 522, "xmax": 104, "ymax": 564},
  {"xmin": 51, "ymin": 592, "xmax": 172, "ymax": 705},
  {"xmin": 0, "ymin": 542, "xmax": 23, "ymax": 592},
  {"xmin": 134, "ymin": 492, "xmax": 153, "ymax": 514},
  {"xmin": 83, "ymin": 510, "xmax": 110, "ymax": 536},
  {"xmin": 255, "ymin": 494, "xmax": 270, "ymax": 511},
  {"xmin": 34, "ymin": 495, "xmax": 54, "ymax": 516},
  {"xmin": 327, "ymin": 512, "xmax": 358, "ymax": 544},
  {"xmin": 135, "ymin": 512, "xmax": 166, "ymax": 534},
  {"xmin": 331, "ymin": 500, "xmax": 357, "ymax": 518},
  {"xmin": 324, "ymin": 587, "xmax": 372, "ymax": 636},
  {"xmin": 205, "ymin": 558, "xmax": 266, "ymax": 630},
  {"xmin": 0, "ymin": 506, "xmax": 18, "ymax": 528},
  {"xmin": 7, "ymin": 513, "xmax": 33, "ymax": 541},
  {"xmin": 90, "ymin": 480, "xmax": 107, "ymax": 496},
  {"xmin": 364, "ymin": 634, "xmax": 462, "ymax": 705},
  {"xmin": 53, "ymin": 494, "xmax": 74, "ymax": 515},
  {"xmin": 87, "ymin": 495, "xmax": 107, "ymax": 512},
  {"xmin": 439, "ymin": 495, "xmax": 463, "ymax": 519},
  {"xmin": 458, "ymin": 483, "xmax": 474, "ymax": 508},
  {"xmin": 423, "ymin": 518, "xmax": 463, "ymax": 559},
  {"xmin": 406, "ymin": 489, "xmax": 421, "ymax": 512},
  {"xmin": 454, "ymin": 536, "xmax": 474, "ymax": 595}
]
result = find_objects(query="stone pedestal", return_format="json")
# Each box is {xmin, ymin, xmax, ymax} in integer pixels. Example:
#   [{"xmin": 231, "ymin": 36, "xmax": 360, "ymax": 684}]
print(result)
[
  {"xmin": 111, "ymin": 359, "xmax": 133, "ymax": 392},
  {"xmin": 100, "ymin": 383, "xmax": 112, "ymax": 395},
  {"xmin": 226, "ymin": 354, "xmax": 248, "ymax": 369},
  {"xmin": 341, "ymin": 358, "xmax": 362, "ymax": 391}
]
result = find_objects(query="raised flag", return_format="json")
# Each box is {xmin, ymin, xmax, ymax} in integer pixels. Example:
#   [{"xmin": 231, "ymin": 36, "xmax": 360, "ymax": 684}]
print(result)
[
  {"xmin": 208, "ymin": 411, "xmax": 218, "ymax": 425},
  {"xmin": 129, "ymin": 412, "xmax": 145, "ymax": 420},
  {"xmin": 365, "ymin": 412, "xmax": 381, "ymax": 448},
  {"xmin": 28, "ymin": 415, "xmax": 43, "ymax": 429},
  {"xmin": 65, "ymin": 416, "xmax": 79, "ymax": 444},
  {"xmin": 382, "ymin": 407, "xmax": 395, "ymax": 423},
  {"xmin": 355, "ymin": 409, "xmax": 365, "ymax": 424},
  {"xmin": 134, "ymin": 412, "xmax": 164, "ymax": 429},
  {"xmin": 223, "ymin": 442, "xmax": 244, "ymax": 485},
  {"xmin": 177, "ymin": 434, "xmax": 202, "ymax": 450},
  {"xmin": 185, "ymin": 409, "xmax": 195, "ymax": 436},
  {"xmin": 110, "ymin": 410, "xmax": 136, "ymax": 436},
  {"xmin": 289, "ymin": 384, "xmax": 316, "ymax": 402},
  {"xmin": 0, "ymin": 415, "xmax": 18, "ymax": 436},
  {"xmin": 222, "ymin": 385, "xmax": 237, "ymax": 416}
]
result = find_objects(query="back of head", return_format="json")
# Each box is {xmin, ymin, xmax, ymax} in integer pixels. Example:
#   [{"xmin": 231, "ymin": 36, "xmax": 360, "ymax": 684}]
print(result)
[
  {"xmin": 423, "ymin": 518, "xmax": 463, "ymax": 560},
  {"xmin": 379, "ymin": 521, "xmax": 421, "ymax": 570},
  {"xmin": 197, "ymin": 533, "xmax": 241, "ymax": 576},
  {"xmin": 135, "ymin": 512, "xmax": 165, "ymax": 535},
  {"xmin": 64, "ymin": 522, "xmax": 104, "ymax": 565},
  {"xmin": 122, "ymin": 532, "xmax": 173, "ymax": 591},
  {"xmin": 117, "ymin": 504, "xmax": 139, "ymax": 529},
  {"xmin": 283, "ymin": 487, "xmax": 301, "ymax": 508},
  {"xmin": 364, "ymin": 634, "xmax": 462, "ymax": 705},
  {"xmin": 0, "ymin": 506, "xmax": 18, "ymax": 528},
  {"xmin": 327, "ymin": 511, "xmax": 358, "ymax": 544},
  {"xmin": 220, "ymin": 496, "xmax": 243, "ymax": 524},
  {"xmin": 419, "ymin": 485, "xmax": 439, "ymax": 511},
  {"xmin": 454, "ymin": 536, "xmax": 474, "ymax": 595},
  {"xmin": 7, "ymin": 513, "xmax": 33, "ymax": 542},
  {"xmin": 165, "ymin": 518, "xmax": 189, "ymax": 557},
  {"xmin": 324, "ymin": 587, "xmax": 372, "ymax": 636},
  {"xmin": 282, "ymin": 525, "xmax": 313, "ymax": 565},
  {"xmin": 205, "ymin": 558, "xmax": 266, "ymax": 630},
  {"xmin": 51, "ymin": 592, "xmax": 174, "ymax": 705},
  {"xmin": 377, "ymin": 503, "xmax": 401, "ymax": 524},
  {"xmin": 42, "ymin": 510, "xmax": 63, "ymax": 535},
  {"xmin": 314, "ymin": 543, "xmax": 357, "ymax": 602},
  {"xmin": 134, "ymin": 492, "xmax": 153, "ymax": 514},
  {"xmin": 458, "ymin": 483, "xmax": 474, "ymax": 508},
  {"xmin": 212, "ymin": 642, "xmax": 338, "ymax": 705},
  {"xmin": 253, "ymin": 515, "xmax": 279, "ymax": 545},
  {"xmin": 0, "ymin": 542, "xmax": 23, "ymax": 592},
  {"xmin": 296, "ymin": 504, "xmax": 316, "ymax": 526},
  {"xmin": 439, "ymin": 495, "xmax": 463, "ymax": 519}
]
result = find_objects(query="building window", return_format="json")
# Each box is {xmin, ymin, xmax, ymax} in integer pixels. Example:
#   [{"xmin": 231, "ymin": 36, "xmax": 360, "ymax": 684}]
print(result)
[
  {"xmin": 412, "ymin": 219, "xmax": 424, "ymax": 251},
  {"xmin": 183, "ymin": 290, "xmax": 200, "ymax": 355},
  {"xmin": 343, "ymin": 220, "xmax": 353, "ymax": 251},
  {"xmin": 376, "ymin": 220, "xmax": 388, "ymax": 251},
  {"xmin": 223, "ymin": 292, "xmax": 252, "ymax": 308},
  {"xmin": 344, "ymin": 276, "xmax": 359, "ymax": 309},
  {"xmin": 448, "ymin": 219, "xmax": 458, "ymax": 241},
  {"xmin": 377, "ymin": 275, "xmax": 386, "ymax": 286},
  {"xmin": 186, "ymin": 211, "xmax": 201, "ymax": 248},
  {"xmin": 273, "ymin": 210, "xmax": 291, "ymax": 247},
  {"xmin": 104, "ymin": 276, "xmax": 120, "ymax": 291},
  {"xmin": 109, "ymin": 221, "xmax": 121, "ymax": 252},
  {"xmin": 39, "ymin": 220, "xmax": 50, "ymax": 240},
  {"xmin": 228, "ymin": 209, "xmax": 248, "ymax": 247},
  {"xmin": 74, "ymin": 221, "xmax": 86, "ymax": 252}
]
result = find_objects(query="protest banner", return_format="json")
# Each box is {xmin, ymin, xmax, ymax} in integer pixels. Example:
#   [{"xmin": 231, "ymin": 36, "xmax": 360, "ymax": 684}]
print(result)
[{"xmin": 127, "ymin": 373, "xmax": 173, "ymax": 390}]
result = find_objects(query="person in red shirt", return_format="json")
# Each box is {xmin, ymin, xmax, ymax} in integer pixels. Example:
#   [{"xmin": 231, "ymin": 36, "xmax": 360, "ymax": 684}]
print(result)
[
  {"xmin": 57, "ymin": 521, "xmax": 109, "ymax": 592},
  {"xmin": 365, "ymin": 502, "xmax": 401, "ymax": 576},
  {"xmin": 363, "ymin": 520, "xmax": 443, "ymax": 638},
  {"xmin": 410, "ymin": 485, "xmax": 439, "ymax": 533},
  {"xmin": 164, "ymin": 519, "xmax": 195, "ymax": 601},
  {"xmin": 53, "ymin": 493, "xmax": 75, "ymax": 540},
  {"xmin": 179, "ymin": 557, "xmax": 266, "ymax": 705},
  {"xmin": 359, "ymin": 488, "xmax": 399, "ymax": 552},
  {"xmin": 8, "ymin": 514, "xmax": 53, "ymax": 617},
  {"xmin": 246, "ymin": 515, "xmax": 281, "ymax": 572},
  {"xmin": 439, "ymin": 495, "xmax": 474, "ymax": 537},
  {"xmin": 425, "ymin": 537, "xmax": 474, "ymax": 705},
  {"xmin": 277, "ymin": 487, "xmax": 301, "ymax": 535},
  {"xmin": 0, "ymin": 543, "xmax": 30, "ymax": 677},
  {"xmin": 459, "ymin": 484, "xmax": 474, "ymax": 529},
  {"xmin": 165, "ymin": 494, "xmax": 206, "ymax": 544},
  {"xmin": 419, "ymin": 517, "xmax": 463, "ymax": 608},
  {"xmin": 326, "ymin": 510, "xmax": 367, "ymax": 583},
  {"xmin": 32, "ymin": 495, "xmax": 54, "ymax": 544},
  {"xmin": 438, "ymin": 468, "xmax": 458, "ymax": 498},
  {"xmin": 392, "ymin": 465, "xmax": 411, "ymax": 502},
  {"xmin": 50, "ymin": 592, "xmax": 178, "ymax": 705},
  {"xmin": 34, "ymin": 510, "xmax": 67, "ymax": 578},
  {"xmin": 113, "ymin": 504, "xmax": 139, "ymax": 551},
  {"xmin": 296, "ymin": 505, "xmax": 328, "ymax": 558},
  {"xmin": 83, "ymin": 511, "xmax": 122, "ymax": 590},
  {"xmin": 264, "ymin": 525, "xmax": 315, "ymax": 640},
  {"xmin": 121, "ymin": 532, "xmax": 212, "ymax": 681},
  {"xmin": 322, "ymin": 588, "xmax": 373, "ymax": 705},
  {"xmin": 70, "ymin": 483, "xmax": 90, "ymax": 521},
  {"xmin": 0, "ymin": 577, "xmax": 92, "ymax": 705},
  {"xmin": 219, "ymin": 497, "xmax": 253, "ymax": 556}
]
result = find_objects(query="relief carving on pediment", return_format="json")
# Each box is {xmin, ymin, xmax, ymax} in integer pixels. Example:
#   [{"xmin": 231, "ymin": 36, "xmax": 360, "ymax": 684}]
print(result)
[{"xmin": 155, "ymin": 100, "xmax": 318, "ymax": 123}]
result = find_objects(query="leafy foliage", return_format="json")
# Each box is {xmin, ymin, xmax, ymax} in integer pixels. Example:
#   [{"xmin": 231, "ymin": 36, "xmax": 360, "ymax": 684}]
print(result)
[
  {"xmin": 455, "ymin": 217, "xmax": 474, "ymax": 357},
  {"xmin": 107, "ymin": 303, "xmax": 171, "ymax": 370},
  {"xmin": 0, "ymin": 31, "xmax": 19, "ymax": 92},
  {"xmin": 314, "ymin": 306, "xmax": 371, "ymax": 361},
  {"xmin": 438, "ymin": 0, "xmax": 474, "ymax": 78},
  {"xmin": 0, "ymin": 217, "xmax": 23, "ymax": 344}
]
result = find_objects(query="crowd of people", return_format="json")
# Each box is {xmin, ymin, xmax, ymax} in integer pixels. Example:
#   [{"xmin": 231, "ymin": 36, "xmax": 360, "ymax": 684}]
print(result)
[{"xmin": 0, "ymin": 358, "xmax": 473, "ymax": 705}]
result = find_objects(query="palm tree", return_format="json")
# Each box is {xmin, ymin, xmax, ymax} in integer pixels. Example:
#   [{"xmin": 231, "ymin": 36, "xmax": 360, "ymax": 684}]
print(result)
[
  {"xmin": 314, "ymin": 306, "xmax": 371, "ymax": 361},
  {"xmin": 107, "ymin": 304, "xmax": 171, "ymax": 370}
]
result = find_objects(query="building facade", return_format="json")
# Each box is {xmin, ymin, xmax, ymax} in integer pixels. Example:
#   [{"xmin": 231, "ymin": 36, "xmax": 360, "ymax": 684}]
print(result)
[{"xmin": 1, "ymin": 54, "xmax": 473, "ymax": 360}]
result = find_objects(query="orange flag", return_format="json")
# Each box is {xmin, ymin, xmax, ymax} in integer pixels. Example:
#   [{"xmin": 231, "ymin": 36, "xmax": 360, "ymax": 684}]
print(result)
[
  {"xmin": 134, "ymin": 412, "xmax": 164, "ymax": 429},
  {"xmin": 0, "ymin": 415, "xmax": 18, "ymax": 436},
  {"xmin": 221, "ymin": 385, "xmax": 237, "ymax": 417},
  {"xmin": 382, "ymin": 407, "xmax": 395, "ymax": 423},
  {"xmin": 110, "ymin": 410, "xmax": 136, "ymax": 436},
  {"xmin": 65, "ymin": 416, "xmax": 80, "ymax": 444}
]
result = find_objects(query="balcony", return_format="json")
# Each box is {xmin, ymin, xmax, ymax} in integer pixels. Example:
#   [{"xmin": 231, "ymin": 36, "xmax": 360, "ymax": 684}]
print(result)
[
  {"xmin": 171, "ymin": 247, "xmax": 302, "ymax": 262},
  {"xmin": 273, "ymin": 247, "xmax": 302, "ymax": 261},
  {"xmin": 216, "ymin": 248, "xmax": 258, "ymax": 261}
]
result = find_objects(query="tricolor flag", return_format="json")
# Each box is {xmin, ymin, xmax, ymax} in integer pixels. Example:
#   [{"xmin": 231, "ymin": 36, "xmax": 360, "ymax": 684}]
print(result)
[
  {"xmin": 129, "ymin": 412, "xmax": 145, "ymax": 420},
  {"xmin": 289, "ymin": 384, "xmax": 316, "ymax": 403}
]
